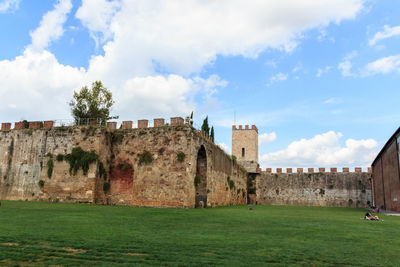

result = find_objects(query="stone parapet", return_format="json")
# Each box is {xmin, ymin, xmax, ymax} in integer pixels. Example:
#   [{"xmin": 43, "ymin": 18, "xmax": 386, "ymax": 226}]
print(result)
[
  {"xmin": 107, "ymin": 122, "xmax": 117, "ymax": 130},
  {"xmin": 138, "ymin": 120, "xmax": 148, "ymax": 128},
  {"xmin": 260, "ymin": 167, "xmax": 369, "ymax": 173},
  {"xmin": 1, "ymin": 123, "xmax": 11, "ymax": 131},
  {"xmin": 154, "ymin": 118, "xmax": 165, "ymax": 127},
  {"xmin": 43, "ymin": 121, "xmax": 54, "ymax": 129},
  {"xmin": 29, "ymin": 121, "xmax": 41, "ymax": 129},
  {"xmin": 170, "ymin": 117, "xmax": 184, "ymax": 126},
  {"xmin": 122, "ymin": 121, "xmax": 132, "ymax": 129}
]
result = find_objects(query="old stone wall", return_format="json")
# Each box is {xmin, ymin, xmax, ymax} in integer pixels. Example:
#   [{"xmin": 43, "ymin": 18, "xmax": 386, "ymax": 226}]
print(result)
[
  {"xmin": 0, "ymin": 121, "xmax": 247, "ymax": 208},
  {"xmin": 0, "ymin": 127, "xmax": 109, "ymax": 203},
  {"xmin": 257, "ymin": 169, "xmax": 373, "ymax": 207}
]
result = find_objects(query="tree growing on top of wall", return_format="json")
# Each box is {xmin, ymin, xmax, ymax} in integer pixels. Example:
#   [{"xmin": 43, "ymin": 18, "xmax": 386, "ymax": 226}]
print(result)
[
  {"xmin": 210, "ymin": 126, "xmax": 214, "ymax": 142},
  {"xmin": 201, "ymin": 116, "xmax": 210, "ymax": 137},
  {"xmin": 69, "ymin": 81, "xmax": 118, "ymax": 125}
]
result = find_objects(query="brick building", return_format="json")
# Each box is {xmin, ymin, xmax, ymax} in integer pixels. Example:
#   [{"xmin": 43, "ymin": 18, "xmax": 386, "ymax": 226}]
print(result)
[{"xmin": 372, "ymin": 127, "xmax": 400, "ymax": 212}]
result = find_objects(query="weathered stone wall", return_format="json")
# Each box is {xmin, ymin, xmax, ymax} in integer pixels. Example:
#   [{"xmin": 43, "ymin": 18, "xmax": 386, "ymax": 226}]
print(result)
[
  {"xmin": 257, "ymin": 170, "xmax": 373, "ymax": 207},
  {"xmin": 0, "ymin": 123, "xmax": 247, "ymax": 208},
  {"xmin": 0, "ymin": 127, "xmax": 108, "ymax": 203},
  {"xmin": 232, "ymin": 125, "xmax": 258, "ymax": 172}
]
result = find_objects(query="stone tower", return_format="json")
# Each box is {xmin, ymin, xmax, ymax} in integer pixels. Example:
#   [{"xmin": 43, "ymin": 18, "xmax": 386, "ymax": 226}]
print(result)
[{"xmin": 232, "ymin": 125, "xmax": 258, "ymax": 172}]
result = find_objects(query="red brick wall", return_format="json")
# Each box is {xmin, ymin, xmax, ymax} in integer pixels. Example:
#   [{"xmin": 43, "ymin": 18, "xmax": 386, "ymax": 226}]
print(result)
[
  {"xmin": 1, "ymin": 123, "xmax": 11, "ymax": 131},
  {"xmin": 138, "ymin": 120, "xmax": 148, "ymax": 128},
  {"xmin": 154, "ymin": 118, "xmax": 165, "ymax": 127}
]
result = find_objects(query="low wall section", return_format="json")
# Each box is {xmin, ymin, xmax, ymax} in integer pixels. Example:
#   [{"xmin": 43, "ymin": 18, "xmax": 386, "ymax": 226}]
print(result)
[{"xmin": 257, "ymin": 168, "xmax": 373, "ymax": 207}]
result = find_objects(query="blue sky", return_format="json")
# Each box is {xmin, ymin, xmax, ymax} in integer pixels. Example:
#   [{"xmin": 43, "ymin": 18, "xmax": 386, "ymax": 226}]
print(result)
[{"xmin": 0, "ymin": 0, "xmax": 399, "ymax": 169}]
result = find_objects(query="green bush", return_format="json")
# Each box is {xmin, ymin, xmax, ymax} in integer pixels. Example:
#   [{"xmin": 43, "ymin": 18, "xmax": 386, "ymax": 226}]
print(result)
[
  {"xmin": 38, "ymin": 180, "xmax": 45, "ymax": 187},
  {"xmin": 194, "ymin": 176, "xmax": 201, "ymax": 187},
  {"xmin": 229, "ymin": 179, "xmax": 235, "ymax": 190},
  {"xmin": 139, "ymin": 151, "xmax": 153, "ymax": 165},
  {"xmin": 64, "ymin": 147, "xmax": 99, "ymax": 175},
  {"xmin": 177, "ymin": 152, "xmax": 186, "ymax": 162},
  {"xmin": 47, "ymin": 159, "xmax": 54, "ymax": 179},
  {"xmin": 103, "ymin": 182, "xmax": 110, "ymax": 192},
  {"xmin": 231, "ymin": 155, "xmax": 237, "ymax": 164},
  {"xmin": 98, "ymin": 161, "xmax": 107, "ymax": 180},
  {"xmin": 56, "ymin": 154, "xmax": 64, "ymax": 162}
]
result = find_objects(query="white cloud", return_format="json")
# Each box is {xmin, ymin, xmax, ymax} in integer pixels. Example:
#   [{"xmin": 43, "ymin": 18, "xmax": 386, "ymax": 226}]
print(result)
[
  {"xmin": 75, "ymin": 0, "xmax": 121, "ymax": 48},
  {"xmin": 29, "ymin": 0, "xmax": 73, "ymax": 51},
  {"xmin": 217, "ymin": 143, "xmax": 231, "ymax": 154},
  {"xmin": 0, "ymin": 0, "xmax": 19, "ymax": 13},
  {"xmin": 117, "ymin": 74, "xmax": 226, "ymax": 119},
  {"xmin": 0, "ymin": 0, "xmax": 366, "ymax": 121},
  {"xmin": 80, "ymin": 0, "xmax": 366, "ymax": 76},
  {"xmin": 316, "ymin": 66, "xmax": 332, "ymax": 77},
  {"xmin": 259, "ymin": 131, "xmax": 378, "ymax": 168},
  {"xmin": 267, "ymin": 72, "xmax": 288, "ymax": 86},
  {"xmin": 369, "ymin": 25, "xmax": 400, "ymax": 46},
  {"xmin": 259, "ymin": 132, "xmax": 277, "ymax": 145},
  {"xmin": 0, "ymin": 49, "xmax": 87, "ymax": 119},
  {"xmin": 363, "ymin": 55, "xmax": 400, "ymax": 75},
  {"xmin": 338, "ymin": 51, "xmax": 357, "ymax": 77},
  {"xmin": 323, "ymin": 97, "xmax": 342, "ymax": 104}
]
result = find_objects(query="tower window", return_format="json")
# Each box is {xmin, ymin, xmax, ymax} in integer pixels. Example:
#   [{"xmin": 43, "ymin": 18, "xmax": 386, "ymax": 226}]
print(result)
[{"xmin": 242, "ymin": 148, "xmax": 245, "ymax": 157}]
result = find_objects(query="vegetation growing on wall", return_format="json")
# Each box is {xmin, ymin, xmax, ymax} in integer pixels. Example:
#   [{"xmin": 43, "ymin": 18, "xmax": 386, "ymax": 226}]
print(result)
[
  {"xmin": 227, "ymin": 176, "xmax": 235, "ymax": 190},
  {"xmin": 194, "ymin": 175, "xmax": 201, "ymax": 187},
  {"xmin": 38, "ymin": 180, "xmax": 44, "ymax": 187},
  {"xmin": 231, "ymin": 155, "xmax": 237, "ymax": 164},
  {"xmin": 60, "ymin": 147, "xmax": 99, "ymax": 175},
  {"xmin": 177, "ymin": 152, "xmax": 185, "ymax": 162},
  {"xmin": 103, "ymin": 182, "xmax": 110, "ymax": 192},
  {"xmin": 56, "ymin": 154, "xmax": 64, "ymax": 162},
  {"xmin": 47, "ymin": 158, "xmax": 53, "ymax": 179},
  {"xmin": 98, "ymin": 161, "xmax": 107, "ymax": 180},
  {"xmin": 138, "ymin": 150, "xmax": 153, "ymax": 165}
]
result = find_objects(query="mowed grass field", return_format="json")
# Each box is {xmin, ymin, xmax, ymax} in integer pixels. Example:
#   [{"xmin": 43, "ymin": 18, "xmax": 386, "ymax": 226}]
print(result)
[{"xmin": 0, "ymin": 201, "xmax": 400, "ymax": 266}]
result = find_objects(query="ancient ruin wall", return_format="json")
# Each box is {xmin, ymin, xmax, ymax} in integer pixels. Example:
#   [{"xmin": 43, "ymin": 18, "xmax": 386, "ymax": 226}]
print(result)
[
  {"xmin": 257, "ymin": 169, "xmax": 372, "ymax": 207},
  {"xmin": 0, "ymin": 127, "xmax": 108, "ymax": 202},
  {"xmin": 0, "ymin": 121, "xmax": 247, "ymax": 208}
]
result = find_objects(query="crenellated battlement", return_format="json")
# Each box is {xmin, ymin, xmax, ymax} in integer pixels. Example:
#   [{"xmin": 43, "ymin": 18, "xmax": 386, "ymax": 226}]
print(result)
[
  {"xmin": 0, "ymin": 117, "xmax": 187, "ymax": 131},
  {"xmin": 232, "ymin": 125, "xmax": 258, "ymax": 133},
  {"xmin": 257, "ymin": 167, "xmax": 372, "ymax": 174}
]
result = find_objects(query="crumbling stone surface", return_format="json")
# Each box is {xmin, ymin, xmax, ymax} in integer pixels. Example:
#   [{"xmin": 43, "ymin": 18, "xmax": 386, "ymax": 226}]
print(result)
[
  {"xmin": 256, "ymin": 172, "xmax": 372, "ymax": 207},
  {"xmin": 0, "ymin": 125, "xmax": 247, "ymax": 208}
]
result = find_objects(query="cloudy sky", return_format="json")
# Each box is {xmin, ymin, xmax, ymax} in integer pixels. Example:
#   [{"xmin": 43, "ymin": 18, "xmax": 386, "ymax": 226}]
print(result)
[{"xmin": 0, "ymin": 0, "xmax": 399, "ymax": 169}]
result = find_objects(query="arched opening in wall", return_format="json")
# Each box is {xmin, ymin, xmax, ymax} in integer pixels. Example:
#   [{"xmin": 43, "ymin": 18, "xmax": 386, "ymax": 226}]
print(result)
[{"xmin": 195, "ymin": 145, "xmax": 207, "ymax": 208}]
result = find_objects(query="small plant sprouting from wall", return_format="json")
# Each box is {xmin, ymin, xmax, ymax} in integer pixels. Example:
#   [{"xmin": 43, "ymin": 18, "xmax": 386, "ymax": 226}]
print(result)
[
  {"xmin": 47, "ymin": 158, "xmax": 54, "ymax": 179},
  {"xmin": 56, "ymin": 154, "xmax": 64, "ymax": 162},
  {"xmin": 98, "ymin": 161, "xmax": 107, "ymax": 180},
  {"xmin": 139, "ymin": 150, "xmax": 153, "ymax": 165},
  {"xmin": 229, "ymin": 179, "xmax": 235, "ymax": 190},
  {"xmin": 38, "ymin": 180, "xmax": 45, "ymax": 188},
  {"xmin": 194, "ymin": 175, "xmax": 201, "ymax": 187},
  {"xmin": 319, "ymin": 189, "xmax": 325, "ymax": 196},
  {"xmin": 177, "ymin": 152, "xmax": 186, "ymax": 162},
  {"xmin": 231, "ymin": 155, "xmax": 237, "ymax": 164},
  {"xmin": 242, "ymin": 189, "xmax": 246, "ymax": 198},
  {"xmin": 103, "ymin": 181, "xmax": 110, "ymax": 192},
  {"xmin": 226, "ymin": 176, "xmax": 235, "ymax": 190},
  {"xmin": 348, "ymin": 199, "xmax": 353, "ymax": 205}
]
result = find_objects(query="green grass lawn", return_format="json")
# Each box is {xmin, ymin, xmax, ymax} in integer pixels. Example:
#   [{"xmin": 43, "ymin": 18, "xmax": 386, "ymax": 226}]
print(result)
[{"xmin": 0, "ymin": 201, "xmax": 399, "ymax": 266}]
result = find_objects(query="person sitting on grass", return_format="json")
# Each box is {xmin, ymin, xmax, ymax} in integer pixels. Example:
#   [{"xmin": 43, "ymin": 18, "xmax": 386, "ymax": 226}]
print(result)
[{"xmin": 365, "ymin": 211, "xmax": 380, "ymax": 221}]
